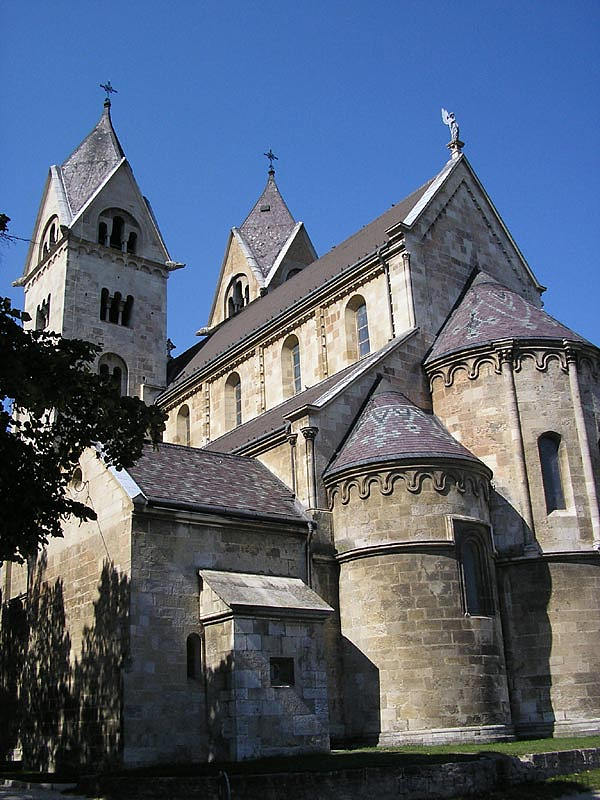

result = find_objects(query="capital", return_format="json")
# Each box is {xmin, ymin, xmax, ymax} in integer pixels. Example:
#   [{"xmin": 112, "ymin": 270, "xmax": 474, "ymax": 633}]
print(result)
[
  {"xmin": 301, "ymin": 426, "xmax": 318, "ymax": 441},
  {"xmin": 287, "ymin": 432, "xmax": 298, "ymax": 446}
]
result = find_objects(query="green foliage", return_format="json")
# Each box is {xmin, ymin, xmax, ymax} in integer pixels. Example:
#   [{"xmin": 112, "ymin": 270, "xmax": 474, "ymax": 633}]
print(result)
[{"xmin": 0, "ymin": 297, "xmax": 166, "ymax": 564}]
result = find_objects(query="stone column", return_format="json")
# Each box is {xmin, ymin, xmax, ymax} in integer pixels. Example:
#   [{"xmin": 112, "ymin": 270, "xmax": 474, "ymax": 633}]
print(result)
[
  {"xmin": 302, "ymin": 426, "xmax": 319, "ymax": 509},
  {"xmin": 401, "ymin": 251, "xmax": 416, "ymax": 329},
  {"xmin": 287, "ymin": 432, "xmax": 298, "ymax": 497},
  {"xmin": 566, "ymin": 347, "xmax": 600, "ymax": 548},
  {"xmin": 499, "ymin": 345, "xmax": 538, "ymax": 552}
]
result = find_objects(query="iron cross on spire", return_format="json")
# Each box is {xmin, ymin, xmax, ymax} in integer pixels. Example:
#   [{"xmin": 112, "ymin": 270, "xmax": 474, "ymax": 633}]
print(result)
[
  {"xmin": 100, "ymin": 81, "xmax": 118, "ymax": 103},
  {"xmin": 264, "ymin": 148, "xmax": 278, "ymax": 174}
]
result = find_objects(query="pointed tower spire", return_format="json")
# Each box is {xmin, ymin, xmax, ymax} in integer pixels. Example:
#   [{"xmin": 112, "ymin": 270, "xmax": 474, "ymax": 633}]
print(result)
[
  {"xmin": 59, "ymin": 98, "xmax": 125, "ymax": 216},
  {"xmin": 239, "ymin": 159, "xmax": 296, "ymax": 276}
]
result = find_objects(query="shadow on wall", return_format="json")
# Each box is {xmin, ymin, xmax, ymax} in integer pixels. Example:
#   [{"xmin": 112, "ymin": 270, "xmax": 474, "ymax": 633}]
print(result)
[
  {"xmin": 498, "ymin": 558, "xmax": 555, "ymax": 737},
  {"xmin": 340, "ymin": 637, "xmax": 381, "ymax": 744},
  {"xmin": 0, "ymin": 555, "xmax": 130, "ymax": 771}
]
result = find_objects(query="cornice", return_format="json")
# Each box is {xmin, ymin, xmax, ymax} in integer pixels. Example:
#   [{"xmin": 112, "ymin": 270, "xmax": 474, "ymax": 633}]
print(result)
[
  {"xmin": 425, "ymin": 338, "xmax": 600, "ymax": 390},
  {"xmin": 336, "ymin": 539, "xmax": 456, "ymax": 564},
  {"xmin": 325, "ymin": 459, "xmax": 491, "ymax": 510},
  {"xmin": 13, "ymin": 238, "xmax": 68, "ymax": 287},
  {"xmin": 496, "ymin": 549, "xmax": 600, "ymax": 567}
]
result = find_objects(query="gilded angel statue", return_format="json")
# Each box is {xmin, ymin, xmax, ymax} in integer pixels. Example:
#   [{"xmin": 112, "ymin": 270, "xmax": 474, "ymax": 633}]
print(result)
[{"xmin": 441, "ymin": 108, "xmax": 460, "ymax": 142}]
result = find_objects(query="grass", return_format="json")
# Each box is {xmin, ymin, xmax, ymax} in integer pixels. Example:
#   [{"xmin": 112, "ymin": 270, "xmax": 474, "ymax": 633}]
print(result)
[
  {"xmin": 454, "ymin": 767, "xmax": 600, "ymax": 799},
  {"xmin": 1, "ymin": 735, "xmax": 599, "ymax": 781}
]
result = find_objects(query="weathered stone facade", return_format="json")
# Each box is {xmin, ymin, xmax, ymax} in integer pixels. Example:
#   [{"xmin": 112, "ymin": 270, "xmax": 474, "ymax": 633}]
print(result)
[{"xmin": 2, "ymin": 104, "xmax": 599, "ymax": 769}]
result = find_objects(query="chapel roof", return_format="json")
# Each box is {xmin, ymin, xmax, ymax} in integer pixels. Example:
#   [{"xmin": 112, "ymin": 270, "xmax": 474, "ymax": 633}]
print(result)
[
  {"xmin": 324, "ymin": 388, "xmax": 485, "ymax": 478},
  {"xmin": 123, "ymin": 441, "xmax": 305, "ymax": 523},
  {"xmin": 239, "ymin": 170, "xmax": 296, "ymax": 275},
  {"xmin": 166, "ymin": 173, "xmax": 437, "ymax": 392},
  {"xmin": 425, "ymin": 272, "xmax": 589, "ymax": 365},
  {"xmin": 59, "ymin": 100, "xmax": 125, "ymax": 216}
]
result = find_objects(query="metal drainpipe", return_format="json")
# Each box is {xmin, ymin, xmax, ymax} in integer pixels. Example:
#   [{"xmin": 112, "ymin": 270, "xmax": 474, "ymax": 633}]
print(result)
[{"xmin": 306, "ymin": 520, "xmax": 316, "ymax": 588}]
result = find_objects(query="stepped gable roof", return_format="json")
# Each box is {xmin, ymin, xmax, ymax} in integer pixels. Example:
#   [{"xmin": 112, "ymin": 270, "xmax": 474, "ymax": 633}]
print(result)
[
  {"xmin": 167, "ymin": 174, "xmax": 437, "ymax": 389},
  {"xmin": 425, "ymin": 272, "xmax": 589, "ymax": 365},
  {"xmin": 59, "ymin": 101, "xmax": 125, "ymax": 216},
  {"xmin": 124, "ymin": 441, "xmax": 304, "ymax": 522},
  {"xmin": 324, "ymin": 389, "xmax": 484, "ymax": 478},
  {"xmin": 239, "ymin": 171, "xmax": 296, "ymax": 275}
]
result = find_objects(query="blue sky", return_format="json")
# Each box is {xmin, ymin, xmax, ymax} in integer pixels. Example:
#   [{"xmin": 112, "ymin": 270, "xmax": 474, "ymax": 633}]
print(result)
[{"xmin": 2, "ymin": 0, "xmax": 599, "ymax": 355}]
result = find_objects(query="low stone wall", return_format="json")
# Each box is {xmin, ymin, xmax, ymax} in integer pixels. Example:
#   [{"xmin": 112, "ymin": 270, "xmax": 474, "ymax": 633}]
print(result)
[{"xmin": 78, "ymin": 747, "xmax": 600, "ymax": 800}]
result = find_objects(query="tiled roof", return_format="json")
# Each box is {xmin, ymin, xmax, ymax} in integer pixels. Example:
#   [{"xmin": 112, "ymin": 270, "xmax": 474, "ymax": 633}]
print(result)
[
  {"xmin": 425, "ymin": 273, "xmax": 588, "ymax": 364},
  {"xmin": 325, "ymin": 390, "xmax": 483, "ymax": 478},
  {"xmin": 125, "ymin": 441, "xmax": 305, "ymax": 522},
  {"xmin": 199, "ymin": 570, "xmax": 333, "ymax": 618},
  {"xmin": 60, "ymin": 102, "xmax": 125, "ymax": 216},
  {"xmin": 166, "ymin": 173, "xmax": 437, "ymax": 391},
  {"xmin": 239, "ymin": 172, "xmax": 296, "ymax": 275},
  {"xmin": 203, "ymin": 336, "xmax": 404, "ymax": 454}
]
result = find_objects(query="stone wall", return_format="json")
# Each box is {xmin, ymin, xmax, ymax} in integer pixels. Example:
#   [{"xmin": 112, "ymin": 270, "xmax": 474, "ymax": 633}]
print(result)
[
  {"xmin": 124, "ymin": 507, "xmax": 309, "ymax": 766},
  {"xmin": 500, "ymin": 555, "xmax": 600, "ymax": 736}
]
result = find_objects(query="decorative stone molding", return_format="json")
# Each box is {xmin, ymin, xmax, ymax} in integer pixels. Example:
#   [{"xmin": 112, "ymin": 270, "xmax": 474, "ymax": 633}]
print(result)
[
  {"xmin": 325, "ymin": 463, "xmax": 490, "ymax": 510},
  {"xmin": 211, "ymin": 349, "xmax": 256, "ymax": 381},
  {"xmin": 426, "ymin": 340, "xmax": 599, "ymax": 391}
]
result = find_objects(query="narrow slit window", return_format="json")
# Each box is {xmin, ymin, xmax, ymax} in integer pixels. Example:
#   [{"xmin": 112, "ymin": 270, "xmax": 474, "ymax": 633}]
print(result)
[
  {"xmin": 187, "ymin": 633, "xmax": 202, "ymax": 680},
  {"xmin": 538, "ymin": 432, "xmax": 566, "ymax": 513},
  {"xmin": 356, "ymin": 302, "xmax": 370, "ymax": 357}
]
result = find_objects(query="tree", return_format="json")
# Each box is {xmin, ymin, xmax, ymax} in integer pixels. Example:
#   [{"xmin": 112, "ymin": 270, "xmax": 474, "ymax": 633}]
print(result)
[{"xmin": 0, "ymin": 297, "xmax": 166, "ymax": 564}]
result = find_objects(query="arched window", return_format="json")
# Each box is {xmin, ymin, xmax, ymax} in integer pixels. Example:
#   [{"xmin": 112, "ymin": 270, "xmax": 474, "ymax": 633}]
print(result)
[
  {"xmin": 100, "ymin": 288, "xmax": 109, "ymax": 321},
  {"xmin": 98, "ymin": 353, "xmax": 128, "ymax": 396},
  {"xmin": 286, "ymin": 268, "xmax": 301, "ymax": 280},
  {"xmin": 110, "ymin": 216, "xmax": 124, "ymax": 250},
  {"xmin": 225, "ymin": 372, "xmax": 242, "ymax": 428},
  {"xmin": 457, "ymin": 527, "xmax": 493, "ymax": 616},
  {"xmin": 35, "ymin": 295, "xmax": 51, "ymax": 330},
  {"xmin": 225, "ymin": 275, "xmax": 250, "ymax": 319},
  {"xmin": 177, "ymin": 404, "xmax": 191, "ymax": 446},
  {"xmin": 186, "ymin": 633, "xmax": 202, "ymax": 680},
  {"xmin": 98, "ymin": 221, "xmax": 108, "ymax": 245},
  {"xmin": 109, "ymin": 291, "xmax": 122, "ymax": 324},
  {"xmin": 127, "ymin": 231, "xmax": 137, "ymax": 254},
  {"xmin": 538, "ymin": 432, "xmax": 566, "ymax": 513},
  {"xmin": 344, "ymin": 295, "xmax": 370, "ymax": 362},
  {"xmin": 281, "ymin": 334, "xmax": 302, "ymax": 398},
  {"xmin": 39, "ymin": 215, "xmax": 60, "ymax": 262},
  {"xmin": 122, "ymin": 295, "xmax": 134, "ymax": 327}
]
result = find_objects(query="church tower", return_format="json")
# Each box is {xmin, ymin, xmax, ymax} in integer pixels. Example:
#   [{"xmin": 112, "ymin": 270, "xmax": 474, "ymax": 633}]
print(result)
[{"xmin": 15, "ymin": 97, "xmax": 182, "ymax": 402}]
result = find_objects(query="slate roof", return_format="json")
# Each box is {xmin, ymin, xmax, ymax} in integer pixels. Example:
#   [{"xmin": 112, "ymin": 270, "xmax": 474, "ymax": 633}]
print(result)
[
  {"xmin": 199, "ymin": 570, "xmax": 333, "ymax": 618},
  {"xmin": 426, "ymin": 273, "xmax": 589, "ymax": 364},
  {"xmin": 239, "ymin": 171, "xmax": 296, "ymax": 275},
  {"xmin": 325, "ymin": 389, "xmax": 484, "ymax": 478},
  {"xmin": 124, "ymin": 441, "xmax": 305, "ymax": 522},
  {"xmin": 60, "ymin": 101, "xmax": 125, "ymax": 216},
  {"xmin": 166, "ymin": 174, "xmax": 437, "ymax": 391}
]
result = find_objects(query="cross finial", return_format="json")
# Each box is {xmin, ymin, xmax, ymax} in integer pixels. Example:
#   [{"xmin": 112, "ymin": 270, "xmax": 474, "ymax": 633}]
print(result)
[
  {"xmin": 264, "ymin": 148, "xmax": 278, "ymax": 175},
  {"xmin": 100, "ymin": 81, "xmax": 118, "ymax": 106}
]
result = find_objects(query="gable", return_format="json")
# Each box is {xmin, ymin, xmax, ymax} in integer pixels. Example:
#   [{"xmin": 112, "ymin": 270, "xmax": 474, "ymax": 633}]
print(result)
[
  {"xmin": 207, "ymin": 230, "xmax": 264, "ymax": 328},
  {"xmin": 69, "ymin": 161, "xmax": 170, "ymax": 263},
  {"xmin": 22, "ymin": 169, "xmax": 71, "ymax": 277}
]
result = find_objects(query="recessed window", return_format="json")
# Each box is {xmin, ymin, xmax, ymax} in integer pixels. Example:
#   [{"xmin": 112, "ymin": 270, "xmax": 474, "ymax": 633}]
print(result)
[
  {"xmin": 110, "ymin": 215, "xmax": 124, "ymax": 250},
  {"xmin": 186, "ymin": 633, "xmax": 203, "ymax": 680},
  {"xmin": 456, "ymin": 527, "xmax": 494, "ymax": 616},
  {"xmin": 345, "ymin": 295, "xmax": 370, "ymax": 362},
  {"xmin": 39, "ymin": 215, "xmax": 60, "ymax": 262},
  {"xmin": 270, "ymin": 657, "xmax": 294, "ymax": 687},
  {"xmin": 177, "ymin": 404, "xmax": 191, "ymax": 446},
  {"xmin": 538, "ymin": 432, "xmax": 566, "ymax": 513},
  {"xmin": 225, "ymin": 275, "xmax": 250, "ymax": 319},
  {"xmin": 100, "ymin": 289, "xmax": 134, "ymax": 327},
  {"xmin": 35, "ymin": 294, "xmax": 51, "ymax": 330},
  {"xmin": 225, "ymin": 372, "xmax": 242, "ymax": 428},
  {"xmin": 98, "ymin": 353, "xmax": 128, "ymax": 396},
  {"xmin": 281, "ymin": 334, "xmax": 302, "ymax": 398}
]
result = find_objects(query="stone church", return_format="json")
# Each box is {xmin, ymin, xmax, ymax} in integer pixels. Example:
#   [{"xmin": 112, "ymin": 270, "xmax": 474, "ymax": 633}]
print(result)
[{"xmin": 2, "ymin": 98, "xmax": 600, "ymax": 769}]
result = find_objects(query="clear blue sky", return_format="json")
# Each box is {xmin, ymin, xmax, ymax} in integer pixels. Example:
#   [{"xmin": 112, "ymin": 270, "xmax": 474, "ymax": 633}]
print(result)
[{"xmin": 2, "ymin": 0, "xmax": 599, "ymax": 355}]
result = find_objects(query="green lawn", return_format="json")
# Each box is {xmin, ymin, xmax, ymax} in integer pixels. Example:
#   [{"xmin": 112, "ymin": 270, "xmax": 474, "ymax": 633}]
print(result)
[
  {"xmin": 1, "ymin": 735, "xmax": 599, "ymax": 781},
  {"xmin": 454, "ymin": 767, "xmax": 600, "ymax": 799}
]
